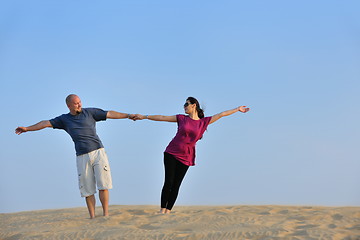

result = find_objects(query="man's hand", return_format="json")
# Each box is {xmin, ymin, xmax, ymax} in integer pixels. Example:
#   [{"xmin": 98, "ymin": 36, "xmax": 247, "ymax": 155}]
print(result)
[{"xmin": 15, "ymin": 127, "xmax": 27, "ymax": 135}]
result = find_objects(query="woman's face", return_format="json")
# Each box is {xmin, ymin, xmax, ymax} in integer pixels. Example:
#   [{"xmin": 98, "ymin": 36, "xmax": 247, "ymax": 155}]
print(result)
[{"xmin": 184, "ymin": 100, "xmax": 195, "ymax": 114}]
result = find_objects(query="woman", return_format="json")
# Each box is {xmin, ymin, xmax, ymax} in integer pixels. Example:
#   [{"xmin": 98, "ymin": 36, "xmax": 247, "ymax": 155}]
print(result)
[{"xmin": 134, "ymin": 97, "xmax": 250, "ymax": 214}]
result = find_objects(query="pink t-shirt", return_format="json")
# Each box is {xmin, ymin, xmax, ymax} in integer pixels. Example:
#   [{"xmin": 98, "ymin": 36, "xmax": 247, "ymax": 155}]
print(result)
[{"xmin": 165, "ymin": 114, "xmax": 212, "ymax": 166}]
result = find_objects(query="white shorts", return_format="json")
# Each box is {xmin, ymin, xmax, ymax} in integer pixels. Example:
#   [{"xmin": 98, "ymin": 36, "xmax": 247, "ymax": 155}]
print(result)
[{"xmin": 76, "ymin": 148, "xmax": 113, "ymax": 197}]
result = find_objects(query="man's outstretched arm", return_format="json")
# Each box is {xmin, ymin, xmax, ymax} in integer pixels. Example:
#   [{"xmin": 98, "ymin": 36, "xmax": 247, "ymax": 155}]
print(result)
[
  {"xmin": 106, "ymin": 111, "xmax": 134, "ymax": 120},
  {"xmin": 15, "ymin": 120, "xmax": 52, "ymax": 135}
]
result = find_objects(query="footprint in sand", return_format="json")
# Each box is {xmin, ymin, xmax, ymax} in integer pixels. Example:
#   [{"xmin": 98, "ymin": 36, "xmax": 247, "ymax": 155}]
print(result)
[
  {"xmin": 287, "ymin": 215, "xmax": 307, "ymax": 221},
  {"xmin": 328, "ymin": 224, "xmax": 337, "ymax": 229},
  {"xmin": 175, "ymin": 228, "xmax": 193, "ymax": 232},
  {"xmin": 4, "ymin": 234, "xmax": 24, "ymax": 240},
  {"xmin": 292, "ymin": 230, "xmax": 308, "ymax": 236},
  {"xmin": 346, "ymin": 224, "xmax": 360, "ymax": 231},
  {"xmin": 138, "ymin": 224, "xmax": 161, "ymax": 230},
  {"xmin": 296, "ymin": 224, "xmax": 319, "ymax": 229},
  {"xmin": 331, "ymin": 214, "xmax": 343, "ymax": 220},
  {"xmin": 128, "ymin": 210, "xmax": 147, "ymax": 216},
  {"xmin": 258, "ymin": 211, "xmax": 271, "ymax": 215},
  {"xmin": 278, "ymin": 210, "xmax": 289, "ymax": 214}
]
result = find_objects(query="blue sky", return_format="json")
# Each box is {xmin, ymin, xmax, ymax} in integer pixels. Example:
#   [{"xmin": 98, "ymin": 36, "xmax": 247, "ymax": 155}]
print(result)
[{"xmin": 1, "ymin": 1, "xmax": 359, "ymax": 213}]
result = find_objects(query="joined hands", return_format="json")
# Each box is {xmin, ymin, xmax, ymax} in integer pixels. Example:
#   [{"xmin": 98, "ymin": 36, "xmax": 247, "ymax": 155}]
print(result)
[{"xmin": 128, "ymin": 114, "xmax": 145, "ymax": 121}]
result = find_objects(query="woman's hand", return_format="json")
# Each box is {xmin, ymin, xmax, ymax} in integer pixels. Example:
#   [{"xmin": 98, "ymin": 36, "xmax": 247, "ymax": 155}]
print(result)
[{"xmin": 238, "ymin": 106, "xmax": 250, "ymax": 113}]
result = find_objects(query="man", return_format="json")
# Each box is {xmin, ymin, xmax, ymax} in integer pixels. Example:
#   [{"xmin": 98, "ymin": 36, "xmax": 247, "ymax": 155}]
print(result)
[{"xmin": 15, "ymin": 94, "xmax": 134, "ymax": 219}]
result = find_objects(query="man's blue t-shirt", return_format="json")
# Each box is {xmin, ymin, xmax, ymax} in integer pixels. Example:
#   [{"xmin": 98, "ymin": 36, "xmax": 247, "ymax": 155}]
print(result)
[{"xmin": 50, "ymin": 108, "xmax": 108, "ymax": 156}]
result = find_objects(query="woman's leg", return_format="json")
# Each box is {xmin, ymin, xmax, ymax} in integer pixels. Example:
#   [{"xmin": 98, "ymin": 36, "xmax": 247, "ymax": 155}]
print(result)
[
  {"xmin": 160, "ymin": 153, "xmax": 189, "ymax": 212},
  {"xmin": 161, "ymin": 153, "xmax": 177, "ymax": 210},
  {"xmin": 166, "ymin": 159, "xmax": 189, "ymax": 211}
]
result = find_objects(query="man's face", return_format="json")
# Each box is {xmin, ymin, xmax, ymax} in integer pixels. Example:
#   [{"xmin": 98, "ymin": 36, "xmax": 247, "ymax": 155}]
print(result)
[{"xmin": 68, "ymin": 96, "xmax": 82, "ymax": 114}]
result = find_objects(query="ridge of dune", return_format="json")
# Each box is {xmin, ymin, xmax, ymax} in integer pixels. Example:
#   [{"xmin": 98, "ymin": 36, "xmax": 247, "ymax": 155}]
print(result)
[{"xmin": 1, "ymin": 205, "xmax": 360, "ymax": 240}]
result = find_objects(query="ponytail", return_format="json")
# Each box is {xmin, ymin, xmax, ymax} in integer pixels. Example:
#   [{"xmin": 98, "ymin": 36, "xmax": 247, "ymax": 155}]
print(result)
[{"xmin": 196, "ymin": 106, "xmax": 204, "ymax": 119}]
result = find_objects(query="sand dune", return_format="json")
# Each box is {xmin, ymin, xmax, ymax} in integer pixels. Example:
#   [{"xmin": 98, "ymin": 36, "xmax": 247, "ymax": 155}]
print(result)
[{"xmin": 1, "ymin": 205, "xmax": 360, "ymax": 239}]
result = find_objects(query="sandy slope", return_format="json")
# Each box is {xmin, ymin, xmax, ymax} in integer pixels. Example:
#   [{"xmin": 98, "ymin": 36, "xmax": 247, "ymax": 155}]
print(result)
[{"xmin": 1, "ymin": 205, "xmax": 360, "ymax": 240}]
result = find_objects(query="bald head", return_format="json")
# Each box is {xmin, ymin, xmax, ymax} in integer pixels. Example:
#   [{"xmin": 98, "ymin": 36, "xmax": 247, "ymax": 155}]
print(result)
[
  {"xmin": 66, "ymin": 94, "xmax": 82, "ymax": 115},
  {"xmin": 66, "ymin": 94, "xmax": 78, "ymax": 105}
]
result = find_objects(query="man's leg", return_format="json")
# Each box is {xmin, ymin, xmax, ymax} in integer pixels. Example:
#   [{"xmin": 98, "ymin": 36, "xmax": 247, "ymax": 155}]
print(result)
[
  {"xmin": 86, "ymin": 195, "xmax": 96, "ymax": 219},
  {"xmin": 77, "ymin": 153, "xmax": 97, "ymax": 219},
  {"xmin": 94, "ymin": 149, "xmax": 112, "ymax": 217},
  {"xmin": 99, "ymin": 189, "xmax": 109, "ymax": 216}
]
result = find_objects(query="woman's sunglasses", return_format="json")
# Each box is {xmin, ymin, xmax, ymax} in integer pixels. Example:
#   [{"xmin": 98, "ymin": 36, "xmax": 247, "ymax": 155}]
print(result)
[{"xmin": 184, "ymin": 102, "xmax": 190, "ymax": 107}]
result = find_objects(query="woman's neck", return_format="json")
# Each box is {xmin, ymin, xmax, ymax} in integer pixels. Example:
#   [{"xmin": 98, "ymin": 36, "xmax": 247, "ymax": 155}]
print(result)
[{"xmin": 188, "ymin": 112, "xmax": 200, "ymax": 120}]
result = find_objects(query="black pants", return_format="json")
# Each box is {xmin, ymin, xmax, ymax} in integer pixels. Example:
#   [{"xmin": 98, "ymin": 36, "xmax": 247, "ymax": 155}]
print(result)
[{"xmin": 161, "ymin": 152, "xmax": 189, "ymax": 210}]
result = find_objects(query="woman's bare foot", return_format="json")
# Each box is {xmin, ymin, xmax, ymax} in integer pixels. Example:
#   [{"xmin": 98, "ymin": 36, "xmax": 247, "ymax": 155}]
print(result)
[{"xmin": 159, "ymin": 208, "xmax": 171, "ymax": 214}]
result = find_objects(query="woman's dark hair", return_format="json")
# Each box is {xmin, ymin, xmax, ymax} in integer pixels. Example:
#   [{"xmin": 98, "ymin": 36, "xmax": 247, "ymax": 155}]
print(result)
[{"xmin": 187, "ymin": 97, "xmax": 204, "ymax": 119}]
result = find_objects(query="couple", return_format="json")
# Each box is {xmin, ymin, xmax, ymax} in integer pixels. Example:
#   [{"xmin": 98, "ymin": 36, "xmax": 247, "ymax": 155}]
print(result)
[{"xmin": 15, "ymin": 94, "xmax": 250, "ymax": 218}]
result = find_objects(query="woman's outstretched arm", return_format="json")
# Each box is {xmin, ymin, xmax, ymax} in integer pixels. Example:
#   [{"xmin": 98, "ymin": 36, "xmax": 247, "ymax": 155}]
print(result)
[
  {"xmin": 210, "ymin": 106, "xmax": 250, "ymax": 124},
  {"xmin": 134, "ymin": 114, "xmax": 177, "ymax": 122}
]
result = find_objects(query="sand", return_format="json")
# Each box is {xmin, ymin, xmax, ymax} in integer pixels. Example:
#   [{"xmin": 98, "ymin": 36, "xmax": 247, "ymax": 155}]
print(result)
[{"xmin": 1, "ymin": 205, "xmax": 360, "ymax": 240}]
